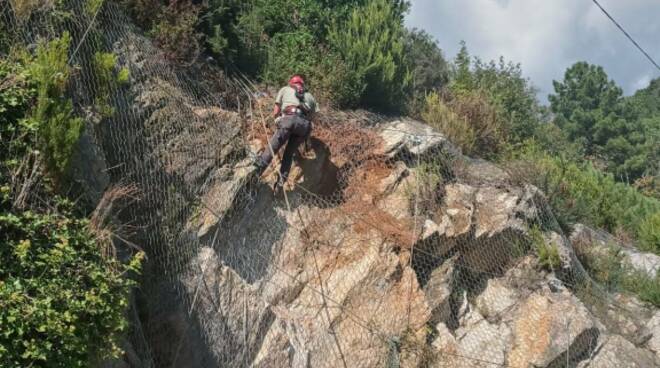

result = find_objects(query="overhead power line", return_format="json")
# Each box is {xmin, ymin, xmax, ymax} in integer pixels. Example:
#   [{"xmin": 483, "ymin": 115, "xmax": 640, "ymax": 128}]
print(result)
[{"xmin": 590, "ymin": 0, "xmax": 660, "ymax": 72}]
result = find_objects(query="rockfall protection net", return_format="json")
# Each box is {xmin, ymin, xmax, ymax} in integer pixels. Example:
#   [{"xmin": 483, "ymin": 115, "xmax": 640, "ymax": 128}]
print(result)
[{"xmin": 2, "ymin": 1, "xmax": 659, "ymax": 367}]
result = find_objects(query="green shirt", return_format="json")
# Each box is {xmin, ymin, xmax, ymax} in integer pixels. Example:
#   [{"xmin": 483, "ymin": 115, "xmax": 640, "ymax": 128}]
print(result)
[{"xmin": 275, "ymin": 86, "xmax": 319, "ymax": 114}]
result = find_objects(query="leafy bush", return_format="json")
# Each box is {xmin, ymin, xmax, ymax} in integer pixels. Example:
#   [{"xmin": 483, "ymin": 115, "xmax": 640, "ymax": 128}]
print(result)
[
  {"xmin": 529, "ymin": 226, "xmax": 561, "ymax": 271},
  {"xmin": 120, "ymin": 0, "xmax": 162, "ymax": 29},
  {"xmin": 199, "ymin": 0, "xmax": 246, "ymax": 64},
  {"xmin": 509, "ymin": 143, "xmax": 660, "ymax": 253},
  {"xmin": 150, "ymin": 2, "xmax": 202, "ymax": 62},
  {"xmin": 0, "ymin": 44, "xmax": 142, "ymax": 367},
  {"xmin": 422, "ymin": 92, "xmax": 475, "ymax": 154},
  {"xmin": 405, "ymin": 161, "xmax": 446, "ymax": 218},
  {"xmin": 531, "ymin": 120, "xmax": 583, "ymax": 162},
  {"xmin": 575, "ymin": 245, "xmax": 660, "ymax": 307},
  {"xmin": 328, "ymin": 0, "xmax": 411, "ymax": 112},
  {"xmin": 262, "ymin": 31, "xmax": 363, "ymax": 108},
  {"xmin": 0, "ymin": 53, "xmax": 35, "ymax": 129},
  {"xmin": 0, "ymin": 19, "xmax": 10, "ymax": 53},
  {"xmin": 550, "ymin": 62, "xmax": 658, "ymax": 182},
  {"xmin": 8, "ymin": 0, "xmax": 50, "ymax": 21},
  {"xmin": 84, "ymin": 0, "xmax": 104, "ymax": 17},
  {"xmin": 27, "ymin": 33, "xmax": 84, "ymax": 179},
  {"xmin": 92, "ymin": 51, "xmax": 130, "ymax": 117},
  {"xmin": 403, "ymin": 28, "xmax": 449, "ymax": 116},
  {"xmin": 638, "ymin": 212, "xmax": 660, "ymax": 254},
  {"xmin": 422, "ymin": 91, "xmax": 507, "ymax": 158},
  {"xmin": 0, "ymin": 200, "xmax": 141, "ymax": 367},
  {"xmin": 451, "ymin": 43, "xmax": 541, "ymax": 144}
]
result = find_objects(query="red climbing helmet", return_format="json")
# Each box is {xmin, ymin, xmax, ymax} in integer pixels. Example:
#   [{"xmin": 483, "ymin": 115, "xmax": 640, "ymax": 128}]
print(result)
[{"xmin": 288, "ymin": 75, "xmax": 305, "ymax": 87}]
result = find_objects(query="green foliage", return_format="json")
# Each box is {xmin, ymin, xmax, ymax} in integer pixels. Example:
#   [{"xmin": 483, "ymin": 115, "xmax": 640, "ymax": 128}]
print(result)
[
  {"xmin": 404, "ymin": 28, "xmax": 449, "ymax": 115},
  {"xmin": 530, "ymin": 121, "xmax": 584, "ymax": 162},
  {"xmin": 549, "ymin": 62, "xmax": 657, "ymax": 182},
  {"xmin": 121, "ymin": 0, "xmax": 413, "ymax": 110},
  {"xmin": 8, "ymin": 0, "xmax": 49, "ymax": 21},
  {"xmin": 0, "ymin": 44, "xmax": 142, "ymax": 367},
  {"xmin": 262, "ymin": 31, "xmax": 363, "ymax": 108},
  {"xmin": 120, "ymin": 0, "xmax": 162, "ymax": 29},
  {"xmin": 422, "ymin": 92, "xmax": 475, "ymax": 154},
  {"xmin": 638, "ymin": 212, "xmax": 660, "ymax": 254},
  {"xmin": 450, "ymin": 44, "xmax": 541, "ymax": 144},
  {"xmin": 0, "ymin": 54, "xmax": 37, "ymax": 176},
  {"xmin": 92, "ymin": 51, "xmax": 130, "ymax": 117},
  {"xmin": 629, "ymin": 77, "xmax": 660, "ymax": 117},
  {"xmin": 328, "ymin": 0, "xmax": 411, "ymax": 111},
  {"xmin": 27, "ymin": 33, "xmax": 84, "ymax": 179},
  {"xmin": 84, "ymin": 0, "xmax": 104, "ymax": 17},
  {"xmin": 576, "ymin": 246, "xmax": 660, "ymax": 307},
  {"xmin": 204, "ymin": 0, "xmax": 371, "ymax": 73},
  {"xmin": 0, "ymin": 202, "xmax": 142, "ymax": 367},
  {"xmin": 405, "ymin": 161, "xmax": 446, "ymax": 217},
  {"xmin": 199, "ymin": 0, "xmax": 246, "ymax": 64},
  {"xmin": 529, "ymin": 226, "xmax": 561, "ymax": 271},
  {"xmin": 511, "ymin": 143, "xmax": 660, "ymax": 253},
  {"xmin": 150, "ymin": 3, "xmax": 202, "ymax": 62},
  {"xmin": 422, "ymin": 91, "xmax": 506, "ymax": 158},
  {"xmin": 0, "ymin": 54, "xmax": 35, "ymax": 128},
  {"xmin": 0, "ymin": 19, "xmax": 10, "ymax": 54},
  {"xmin": 550, "ymin": 62, "xmax": 623, "ymax": 153}
]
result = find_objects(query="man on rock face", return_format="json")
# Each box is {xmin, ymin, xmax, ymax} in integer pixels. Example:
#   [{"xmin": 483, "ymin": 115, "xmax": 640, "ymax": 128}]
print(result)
[{"xmin": 255, "ymin": 75, "xmax": 319, "ymax": 192}]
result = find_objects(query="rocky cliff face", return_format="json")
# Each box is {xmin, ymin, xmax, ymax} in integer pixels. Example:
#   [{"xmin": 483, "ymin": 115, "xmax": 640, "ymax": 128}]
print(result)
[
  {"xmin": 51, "ymin": 9, "xmax": 658, "ymax": 366},
  {"xmin": 143, "ymin": 108, "xmax": 659, "ymax": 367}
]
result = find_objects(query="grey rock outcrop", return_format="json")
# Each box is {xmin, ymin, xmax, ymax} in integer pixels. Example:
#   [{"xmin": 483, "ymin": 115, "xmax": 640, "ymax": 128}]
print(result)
[
  {"xmin": 578, "ymin": 334, "xmax": 658, "ymax": 368},
  {"xmin": 378, "ymin": 118, "xmax": 457, "ymax": 159},
  {"xmin": 571, "ymin": 223, "xmax": 660, "ymax": 278},
  {"xmin": 647, "ymin": 312, "xmax": 660, "ymax": 360},
  {"xmin": 169, "ymin": 117, "xmax": 657, "ymax": 368}
]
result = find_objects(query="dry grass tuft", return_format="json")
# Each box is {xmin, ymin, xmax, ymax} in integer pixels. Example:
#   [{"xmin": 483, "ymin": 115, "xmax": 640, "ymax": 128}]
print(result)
[{"xmin": 90, "ymin": 184, "xmax": 143, "ymax": 261}]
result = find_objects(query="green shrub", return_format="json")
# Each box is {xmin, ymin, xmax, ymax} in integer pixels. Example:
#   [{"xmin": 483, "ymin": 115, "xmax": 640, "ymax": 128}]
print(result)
[
  {"xmin": 621, "ymin": 271, "xmax": 660, "ymax": 307},
  {"xmin": 92, "ymin": 51, "xmax": 130, "ymax": 117},
  {"xmin": 1, "ymin": 43, "xmax": 141, "ymax": 367},
  {"xmin": 422, "ymin": 92, "xmax": 475, "ymax": 154},
  {"xmin": 0, "ymin": 200, "xmax": 142, "ymax": 367},
  {"xmin": 328, "ymin": 0, "xmax": 411, "ymax": 112},
  {"xmin": 638, "ymin": 212, "xmax": 660, "ymax": 254},
  {"xmin": 510, "ymin": 143, "xmax": 660, "ymax": 253},
  {"xmin": 403, "ymin": 28, "xmax": 449, "ymax": 116},
  {"xmin": 84, "ymin": 0, "xmax": 104, "ymax": 17},
  {"xmin": 262, "ymin": 31, "xmax": 364, "ymax": 108},
  {"xmin": 575, "ymin": 245, "xmax": 660, "ymax": 307},
  {"xmin": 405, "ymin": 161, "xmax": 446, "ymax": 217},
  {"xmin": 529, "ymin": 226, "xmax": 561, "ymax": 271},
  {"xmin": 150, "ymin": 3, "xmax": 202, "ymax": 62},
  {"xmin": 450, "ymin": 44, "xmax": 541, "ymax": 144},
  {"xmin": 8, "ymin": 0, "xmax": 51, "ymax": 21},
  {"xmin": 422, "ymin": 91, "xmax": 507, "ymax": 158},
  {"xmin": 0, "ymin": 54, "xmax": 36, "ymax": 161},
  {"xmin": 120, "ymin": 0, "xmax": 163, "ymax": 29},
  {"xmin": 549, "ymin": 62, "xmax": 658, "ymax": 183},
  {"xmin": 27, "ymin": 33, "xmax": 84, "ymax": 179},
  {"xmin": 0, "ymin": 20, "xmax": 10, "ymax": 53}
]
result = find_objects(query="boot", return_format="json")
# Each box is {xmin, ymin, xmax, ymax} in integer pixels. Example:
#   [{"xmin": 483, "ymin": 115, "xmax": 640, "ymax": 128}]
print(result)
[
  {"xmin": 272, "ymin": 173, "xmax": 286, "ymax": 196},
  {"xmin": 253, "ymin": 156, "xmax": 268, "ymax": 177}
]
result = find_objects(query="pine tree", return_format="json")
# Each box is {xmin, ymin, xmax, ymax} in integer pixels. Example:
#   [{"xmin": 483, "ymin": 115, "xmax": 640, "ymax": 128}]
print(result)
[{"xmin": 328, "ymin": 0, "xmax": 411, "ymax": 112}]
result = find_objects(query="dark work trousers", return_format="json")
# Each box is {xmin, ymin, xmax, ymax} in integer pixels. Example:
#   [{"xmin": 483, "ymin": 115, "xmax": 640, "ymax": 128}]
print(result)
[{"xmin": 259, "ymin": 115, "xmax": 312, "ymax": 182}]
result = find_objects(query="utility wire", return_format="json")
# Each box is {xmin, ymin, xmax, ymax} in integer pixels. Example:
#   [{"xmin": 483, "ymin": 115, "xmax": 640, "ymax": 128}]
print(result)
[{"xmin": 590, "ymin": 0, "xmax": 660, "ymax": 72}]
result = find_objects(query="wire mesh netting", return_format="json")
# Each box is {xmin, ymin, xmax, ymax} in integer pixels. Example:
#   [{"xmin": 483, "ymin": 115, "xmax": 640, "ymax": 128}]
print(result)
[{"xmin": 2, "ymin": 1, "xmax": 659, "ymax": 367}]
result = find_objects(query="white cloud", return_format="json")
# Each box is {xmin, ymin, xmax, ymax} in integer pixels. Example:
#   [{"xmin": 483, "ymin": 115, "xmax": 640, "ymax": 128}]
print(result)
[
  {"xmin": 406, "ymin": 0, "xmax": 660, "ymax": 101},
  {"xmin": 632, "ymin": 74, "xmax": 652, "ymax": 92}
]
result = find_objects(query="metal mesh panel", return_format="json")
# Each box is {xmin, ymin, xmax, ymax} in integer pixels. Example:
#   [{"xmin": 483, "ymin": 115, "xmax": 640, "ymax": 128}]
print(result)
[{"xmin": 2, "ymin": 1, "xmax": 658, "ymax": 367}]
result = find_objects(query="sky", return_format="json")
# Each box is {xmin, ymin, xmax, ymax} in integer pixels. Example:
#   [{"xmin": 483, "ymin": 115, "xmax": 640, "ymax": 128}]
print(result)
[{"xmin": 406, "ymin": 0, "xmax": 660, "ymax": 102}]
